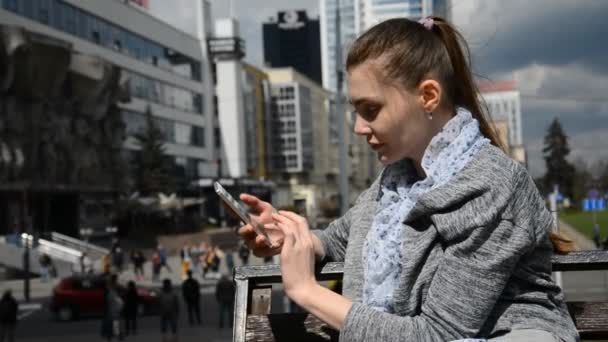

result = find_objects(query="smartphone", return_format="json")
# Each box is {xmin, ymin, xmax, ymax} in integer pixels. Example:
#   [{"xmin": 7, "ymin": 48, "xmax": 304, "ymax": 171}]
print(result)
[{"xmin": 213, "ymin": 182, "xmax": 273, "ymax": 247}]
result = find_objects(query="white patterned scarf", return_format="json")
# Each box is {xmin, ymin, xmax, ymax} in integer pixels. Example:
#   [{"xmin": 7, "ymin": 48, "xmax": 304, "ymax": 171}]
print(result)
[{"xmin": 362, "ymin": 107, "xmax": 490, "ymax": 313}]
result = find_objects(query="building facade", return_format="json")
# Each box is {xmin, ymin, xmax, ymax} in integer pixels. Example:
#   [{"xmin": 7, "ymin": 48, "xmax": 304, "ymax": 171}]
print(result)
[
  {"xmin": 263, "ymin": 10, "xmax": 322, "ymax": 85},
  {"xmin": 479, "ymin": 80, "xmax": 527, "ymax": 165},
  {"xmin": 242, "ymin": 63, "xmax": 271, "ymax": 179},
  {"xmin": 265, "ymin": 68, "xmax": 337, "ymax": 223},
  {"xmin": 0, "ymin": 0, "xmax": 216, "ymax": 235},
  {"xmin": 1, "ymin": 0, "xmax": 217, "ymax": 182}
]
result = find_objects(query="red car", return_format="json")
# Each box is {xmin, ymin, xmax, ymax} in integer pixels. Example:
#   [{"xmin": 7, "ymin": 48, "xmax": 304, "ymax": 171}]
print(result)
[{"xmin": 50, "ymin": 275, "xmax": 158, "ymax": 321}]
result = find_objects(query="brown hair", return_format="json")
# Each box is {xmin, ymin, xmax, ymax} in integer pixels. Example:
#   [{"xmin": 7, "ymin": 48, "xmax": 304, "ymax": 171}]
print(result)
[
  {"xmin": 346, "ymin": 16, "xmax": 506, "ymax": 151},
  {"xmin": 346, "ymin": 16, "xmax": 571, "ymax": 254}
]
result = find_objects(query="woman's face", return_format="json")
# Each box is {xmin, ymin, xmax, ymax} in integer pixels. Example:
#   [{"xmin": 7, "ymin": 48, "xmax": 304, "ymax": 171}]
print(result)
[{"xmin": 347, "ymin": 61, "xmax": 434, "ymax": 165}]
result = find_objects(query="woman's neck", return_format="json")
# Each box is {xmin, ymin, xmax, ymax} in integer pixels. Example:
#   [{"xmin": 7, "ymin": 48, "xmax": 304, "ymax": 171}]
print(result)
[{"xmin": 411, "ymin": 107, "xmax": 457, "ymax": 178}]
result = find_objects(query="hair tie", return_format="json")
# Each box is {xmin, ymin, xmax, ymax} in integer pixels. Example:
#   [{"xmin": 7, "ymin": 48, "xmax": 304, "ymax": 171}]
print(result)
[{"xmin": 418, "ymin": 17, "xmax": 434, "ymax": 30}]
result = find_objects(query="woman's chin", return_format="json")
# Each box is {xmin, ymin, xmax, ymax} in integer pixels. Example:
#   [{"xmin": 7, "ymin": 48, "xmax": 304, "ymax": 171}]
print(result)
[{"xmin": 377, "ymin": 152, "xmax": 396, "ymax": 165}]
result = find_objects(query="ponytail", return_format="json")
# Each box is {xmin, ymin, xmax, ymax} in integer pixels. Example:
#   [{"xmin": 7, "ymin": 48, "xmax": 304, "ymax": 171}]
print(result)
[{"xmin": 427, "ymin": 17, "xmax": 507, "ymax": 152}]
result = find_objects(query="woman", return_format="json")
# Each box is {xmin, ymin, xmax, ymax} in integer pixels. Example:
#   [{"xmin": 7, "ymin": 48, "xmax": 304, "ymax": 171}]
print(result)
[{"xmin": 238, "ymin": 17, "xmax": 578, "ymax": 342}]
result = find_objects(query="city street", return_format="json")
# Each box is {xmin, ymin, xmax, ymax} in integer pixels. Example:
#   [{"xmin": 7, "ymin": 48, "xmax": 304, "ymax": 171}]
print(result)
[{"xmin": 14, "ymin": 289, "xmax": 286, "ymax": 342}]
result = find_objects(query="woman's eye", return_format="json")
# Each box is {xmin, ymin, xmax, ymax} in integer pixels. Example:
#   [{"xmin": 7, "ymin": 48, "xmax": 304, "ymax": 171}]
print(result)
[{"xmin": 361, "ymin": 106, "xmax": 378, "ymax": 119}]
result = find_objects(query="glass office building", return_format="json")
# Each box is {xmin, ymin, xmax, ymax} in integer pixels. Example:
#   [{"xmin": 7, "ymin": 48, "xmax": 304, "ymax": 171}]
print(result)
[
  {"xmin": 320, "ymin": 0, "xmax": 449, "ymax": 92},
  {"xmin": 1, "ymin": 0, "xmax": 216, "ymax": 181}
]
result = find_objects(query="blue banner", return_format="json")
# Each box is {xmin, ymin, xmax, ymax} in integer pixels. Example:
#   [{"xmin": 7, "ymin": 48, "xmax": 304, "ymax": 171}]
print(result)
[{"xmin": 583, "ymin": 198, "xmax": 607, "ymax": 212}]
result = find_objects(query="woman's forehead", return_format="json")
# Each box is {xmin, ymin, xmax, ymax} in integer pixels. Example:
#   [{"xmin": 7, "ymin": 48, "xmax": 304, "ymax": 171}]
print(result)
[{"xmin": 347, "ymin": 64, "xmax": 385, "ymax": 99}]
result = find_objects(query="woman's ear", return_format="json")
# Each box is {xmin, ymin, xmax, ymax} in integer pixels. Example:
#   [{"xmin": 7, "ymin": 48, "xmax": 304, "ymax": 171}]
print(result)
[{"xmin": 418, "ymin": 79, "xmax": 441, "ymax": 113}]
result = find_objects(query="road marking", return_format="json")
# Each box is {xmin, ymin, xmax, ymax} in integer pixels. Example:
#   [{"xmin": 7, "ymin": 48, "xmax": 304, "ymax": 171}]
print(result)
[
  {"xmin": 19, "ymin": 303, "xmax": 42, "ymax": 311},
  {"xmin": 18, "ymin": 303, "xmax": 42, "ymax": 320}
]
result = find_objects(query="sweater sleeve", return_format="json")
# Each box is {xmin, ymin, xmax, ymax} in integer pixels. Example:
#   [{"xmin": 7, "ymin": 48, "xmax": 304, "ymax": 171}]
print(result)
[
  {"xmin": 312, "ymin": 214, "xmax": 350, "ymax": 262},
  {"xmin": 340, "ymin": 217, "xmax": 533, "ymax": 342},
  {"xmin": 312, "ymin": 188, "xmax": 372, "ymax": 262}
]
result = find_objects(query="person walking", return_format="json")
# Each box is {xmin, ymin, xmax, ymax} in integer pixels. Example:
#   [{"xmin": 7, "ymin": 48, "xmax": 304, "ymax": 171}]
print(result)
[
  {"xmin": 181, "ymin": 270, "xmax": 201, "ymax": 325},
  {"xmin": 158, "ymin": 245, "xmax": 172, "ymax": 274},
  {"xmin": 123, "ymin": 281, "xmax": 139, "ymax": 337},
  {"xmin": 131, "ymin": 250, "xmax": 145, "ymax": 280},
  {"xmin": 0, "ymin": 290, "xmax": 17, "ymax": 342},
  {"xmin": 215, "ymin": 274, "xmax": 234, "ymax": 329},
  {"xmin": 238, "ymin": 242, "xmax": 250, "ymax": 266},
  {"xmin": 151, "ymin": 252, "xmax": 161, "ymax": 282},
  {"xmin": 101, "ymin": 275, "xmax": 124, "ymax": 341},
  {"xmin": 111, "ymin": 240, "xmax": 124, "ymax": 274},
  {"xmin": 159, "ymin": 279, "xmax": 179, "ymax": 342},
  {"xmin": 38, "ymin": 253, "xmax": 51, "ymax": 282},
  {"xmin": 593, "ymin": 223, "xmax": 601, "ymax": 248}
]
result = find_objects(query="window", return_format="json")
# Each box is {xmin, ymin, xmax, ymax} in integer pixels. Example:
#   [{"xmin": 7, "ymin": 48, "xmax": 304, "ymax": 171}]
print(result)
[
  {"xmin": 191, "ymin": 126, "xmax": 205, "ymax": 147},
  {"xmin": 214, "ymin": 127, "xmax": 221, "ymax": 148},
  {"xmin": 3, "ymin": 0, "xmax": 202, "ymax": 81},
  {"xmin": 92, "ymin": 31, "xmax": 100, "ymax": 44},
  {"xmin": 175, "ymin": 123, "xmax": 192, "ymax": 145},
  {"xmin": 3, "ymin": 0, "xmax": 18, "ymax": 12}
]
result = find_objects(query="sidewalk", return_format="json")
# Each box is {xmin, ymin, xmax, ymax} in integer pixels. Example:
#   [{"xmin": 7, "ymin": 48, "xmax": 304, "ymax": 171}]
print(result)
[
  {"xmin": 0, "ymin": 251, "xmax": 277, "ymax": 302},
  {"xmin": 558, "ymin": 219, "xmax": 596, "ymax": 251}
]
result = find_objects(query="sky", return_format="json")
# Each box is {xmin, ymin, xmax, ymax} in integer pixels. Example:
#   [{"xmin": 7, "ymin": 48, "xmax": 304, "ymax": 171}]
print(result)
[{"xmin": 149, "ymin": 0, "xmax": 608, "ymax": 178}]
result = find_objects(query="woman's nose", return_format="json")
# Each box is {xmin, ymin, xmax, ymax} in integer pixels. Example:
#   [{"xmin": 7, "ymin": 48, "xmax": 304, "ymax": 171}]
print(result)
[{"xmin": 353, "ymin": 114, "xmax": 371, "ymax": 136}]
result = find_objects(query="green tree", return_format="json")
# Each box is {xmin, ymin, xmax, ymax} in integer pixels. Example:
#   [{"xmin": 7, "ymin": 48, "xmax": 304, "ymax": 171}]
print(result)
[
  {"xmin": 542, "ymin": 118, "xmax": 575, "ymax": 199},
  {"xmin": 133, "ymin": 107, "xmax": 175, "ymax": 195}
]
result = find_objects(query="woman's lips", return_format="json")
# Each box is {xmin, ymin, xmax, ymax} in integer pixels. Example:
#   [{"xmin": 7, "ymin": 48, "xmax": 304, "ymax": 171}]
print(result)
[{"xmin": 370, "ymin": 143, "xmax": 384, "ymax": 151}]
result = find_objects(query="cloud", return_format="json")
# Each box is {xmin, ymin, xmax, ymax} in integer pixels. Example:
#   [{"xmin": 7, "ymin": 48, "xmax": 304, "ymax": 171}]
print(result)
[
  {"xmin": 453, "ymin": 0, "xmax": 608, "ymax": 76},
  {"xmin": 453, "ymin": 0, "xmax": 608, "ymax": 176}
]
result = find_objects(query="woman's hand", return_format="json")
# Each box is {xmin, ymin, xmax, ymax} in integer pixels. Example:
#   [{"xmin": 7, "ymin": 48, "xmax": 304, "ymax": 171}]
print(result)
[
  {"xmin": 237, "ymin": 194, "xmax": 284, "ymax": 257},
  {"xmin": 272, "ymin": 211, "xmax": 318, "ymax": 303}
]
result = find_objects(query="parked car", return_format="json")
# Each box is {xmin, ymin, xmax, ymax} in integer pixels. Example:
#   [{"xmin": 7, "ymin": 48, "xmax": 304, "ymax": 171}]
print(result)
[{"xmin": 49, "ymin": 274, "xmax": 158, "ymax": 321}]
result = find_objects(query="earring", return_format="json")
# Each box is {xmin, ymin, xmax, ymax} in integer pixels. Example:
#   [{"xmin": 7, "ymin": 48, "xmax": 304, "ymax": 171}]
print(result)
[{"xmin": 428, "ymin": 111, "xmax": 433, "ymax": 120}]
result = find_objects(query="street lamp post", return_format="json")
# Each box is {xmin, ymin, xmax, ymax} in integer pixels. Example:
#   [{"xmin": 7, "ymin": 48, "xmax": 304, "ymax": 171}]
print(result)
[{"xmin": 335, "ymin": 0, "xmax": 350, "ymax": 215}]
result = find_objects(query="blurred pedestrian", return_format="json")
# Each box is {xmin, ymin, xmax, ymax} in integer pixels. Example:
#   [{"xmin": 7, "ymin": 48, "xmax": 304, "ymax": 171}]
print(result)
[
  {"xmin": 102, "ymin": 254, "xmax": 112, "ymax": 275},
  {"xmin": 158, "ymin": 245, "xmax": 172, "ymax": 273},
  {"xmin": 78, "ymin": 252, "xmax": 93, "ymax": 274},
  {"xmin": 159, "ymin": 279, "xmax": 179, "ymax": 342},
  {"xmin": 189, "ymin": 244, "xmax": 200, "ymax": 276},
  {"xmin": 131, "ymin": 250, "xmax": 145, "ymax": 281},
  {"xmin": 181, "ymin": 270, "xmax": 201, "ymax": 325},
  {"xmin": 215, "ymin": 274, "xmax": 234, "ymax": 329},
  {"xmin": 38, "ymin": 253, "xmax": 52, "ymax": 282},
  {"xmin": 593, "ymin": 223, "xmax": 601, "ymax": 248},
  {"xmin": 101, "ymin": 274, "xmax": 124, "ymax": 341},
  {"xmin": 111, "ymin": 241, "xmax": 125, "ymax": 274},
  {"xmin": 0, "ymin": 290, "xmax": 17, "ymax": 342},
  {"xmin": 123, "ymin": 281, "xmax": 139, "ymax": 337},
  {"xmin": 211, "ymin": 246, "xmax": 223, "ymax": 273},
  {"xmin": 152, "ymin": 252, "xmax": 161, "ymax": 282},
  {"xmin": 238, "ymin": 242, "xmax": 250, "ymax": 266},
  {"xmin": 225, "ymin": 251, "xmax": 234, "ymax": 274}
]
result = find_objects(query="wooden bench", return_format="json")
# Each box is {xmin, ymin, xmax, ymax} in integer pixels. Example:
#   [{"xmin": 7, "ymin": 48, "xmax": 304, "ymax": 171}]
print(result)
[{"xmin": 232, "ymin": 250, "xmax": 608, "ymax": 342}]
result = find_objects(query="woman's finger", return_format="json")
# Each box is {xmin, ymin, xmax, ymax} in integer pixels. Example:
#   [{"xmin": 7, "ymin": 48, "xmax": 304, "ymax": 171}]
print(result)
[
  {"xmin": 240, "ymin": 193, "xmax": 270, "ymax": 213},
  {"xmin": 275, "ymin": 221, "xmax": 296, "ymax": 247},
  {"xmin": 238, "ymin": 225, "xmax": 256, "ymax": 241},
  {"xmin": 277, "ymin": 211, "xmax": 307, "ymax": 226},
  {"xmin": 272, "ymin": 213, "xmax": 304, "ymax": 245}
]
